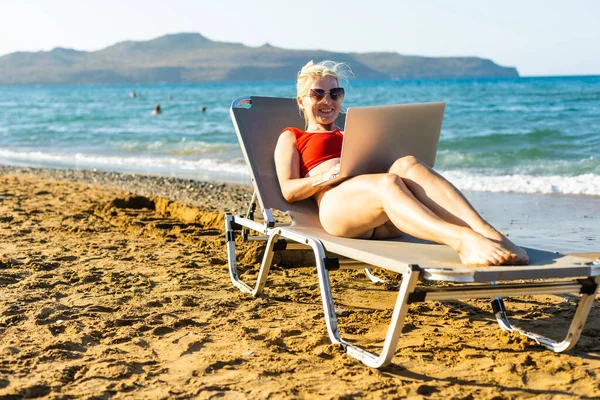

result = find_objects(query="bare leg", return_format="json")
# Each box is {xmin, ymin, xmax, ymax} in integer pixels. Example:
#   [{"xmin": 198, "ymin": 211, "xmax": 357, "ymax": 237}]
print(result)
[
  {"xmin": 319, "ymin": 173, "xmax": 513, "ymax": 266},
  {"xmin": 389, "ymin": 156, "xmax": 529, "ymax": 264}
]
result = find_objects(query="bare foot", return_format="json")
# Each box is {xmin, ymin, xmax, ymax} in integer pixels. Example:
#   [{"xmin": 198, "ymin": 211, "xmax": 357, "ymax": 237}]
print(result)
[
  {"xmin": 475, "ymin": 226, "xmax": 529, "ymax": 265},
  {"xmin": 454, "ymin": 230, "xmax": 513, "ymax": 266},
  {"xmin": 498, "ymin": 236, "xmax": 529, "ymax": 265}
]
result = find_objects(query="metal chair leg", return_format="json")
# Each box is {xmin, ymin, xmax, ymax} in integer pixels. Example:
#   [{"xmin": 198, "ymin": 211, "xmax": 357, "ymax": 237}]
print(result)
[
  {"xmin": 491, "ymin": 276, "xmax": 599, "ymax": 352},
  {"xmin": 225, "ymin": 214, "xmax": 279, "ymax": 296}
]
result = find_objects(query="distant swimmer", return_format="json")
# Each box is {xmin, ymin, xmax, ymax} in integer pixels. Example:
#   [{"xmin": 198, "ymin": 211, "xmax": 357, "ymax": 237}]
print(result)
[
  {"xmin": 168, "ymin": 95, "xmax": 173, "ymax": 100},
  {"xmin": 130, "ymin": 91, "xmax": 137, "ymax": 98},
  {"xmin": 200, "ymin": 106, "xmax": 207, "ymax": 113},
  {"xmin": 152, "ymin": 104, "xmax": 162, "ymax": 114}
]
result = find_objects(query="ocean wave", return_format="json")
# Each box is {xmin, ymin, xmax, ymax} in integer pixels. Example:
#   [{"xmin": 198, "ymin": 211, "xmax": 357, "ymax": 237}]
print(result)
[
  {"xmin": 1, "ymin": 148, "xmax": 599, "ymax": 196},
  {"xmin": 441, "ymin": 170, "xmax": 600, "ymax": 196},
  {"xmin": 115, "ymin": 139, "xmax": 239, "ymax": 155},
  {"xmin": 437, "ymin": 150, "xmax": 600, "ymax": 175},
  {"xmin": 0, "ymin": 148, "xmax": 249, "ymax": 176}
]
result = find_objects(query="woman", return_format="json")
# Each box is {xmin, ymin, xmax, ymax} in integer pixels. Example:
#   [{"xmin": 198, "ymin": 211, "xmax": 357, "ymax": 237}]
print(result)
[{"xmin": 274, "ymin": 60, "xmax": 528, "ymax": 266}]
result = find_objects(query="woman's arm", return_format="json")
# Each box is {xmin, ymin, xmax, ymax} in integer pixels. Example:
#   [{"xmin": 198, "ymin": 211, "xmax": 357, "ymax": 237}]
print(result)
[{"xmin": 274, "ymin": 130, "xmax": 330, "ymax": 203}]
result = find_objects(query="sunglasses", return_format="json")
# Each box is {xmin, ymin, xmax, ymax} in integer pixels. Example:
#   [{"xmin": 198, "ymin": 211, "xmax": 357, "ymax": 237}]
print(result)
[{"xmin": 306, "ymin": 87, "xmax": 345, "ymax": 102}]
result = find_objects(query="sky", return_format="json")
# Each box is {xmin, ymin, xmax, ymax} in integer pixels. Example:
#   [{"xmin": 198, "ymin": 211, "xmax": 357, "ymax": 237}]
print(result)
[{"xmin": 1, "ymin": 0, "xmax": 599, "ymax": 77}]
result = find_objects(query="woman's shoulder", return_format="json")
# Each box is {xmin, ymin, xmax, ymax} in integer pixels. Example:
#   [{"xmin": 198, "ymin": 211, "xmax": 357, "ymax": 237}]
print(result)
[
  {"xmin": 278, "ymin": 127, "xmax": 301, "ymax": 146},
  {"xmin": 281, "ymin": 127, "xmax": 342, "ymax": 139},
  {"xmin": 280, "ymin": 127, "xmax": 308, "ymax": 143},
  {"xmin": 281, "ymin": 126, "xmax": 304, "ymax": 135}
]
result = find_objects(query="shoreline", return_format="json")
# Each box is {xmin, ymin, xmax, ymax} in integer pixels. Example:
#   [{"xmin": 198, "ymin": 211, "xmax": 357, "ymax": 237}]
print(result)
[
  {"xmin": 0, "ymin": 166, "xmax": 599, "ymax": 398},
  {"xmin": 2, "ymin": 164, "xmax": 598, "ymax": 255}
]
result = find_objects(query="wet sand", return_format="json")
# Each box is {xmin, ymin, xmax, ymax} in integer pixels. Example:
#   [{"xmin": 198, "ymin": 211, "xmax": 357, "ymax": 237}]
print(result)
[{"xmin": 1, "ymin": 167, "xmax": 599, "ymax": 399}]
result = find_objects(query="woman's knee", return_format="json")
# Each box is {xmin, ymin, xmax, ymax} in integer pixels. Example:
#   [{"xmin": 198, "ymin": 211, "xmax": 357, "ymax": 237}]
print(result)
[
  {"xmin": 389, "ymin": 155, "xmax": 421, "ymax": 176},
  {"xmin": 377, "ymin": 173, "xmax": 406, "ymax": 192}
]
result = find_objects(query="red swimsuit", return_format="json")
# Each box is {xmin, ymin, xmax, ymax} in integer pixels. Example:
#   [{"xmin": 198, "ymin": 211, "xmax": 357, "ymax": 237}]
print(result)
[{"xmin": 283, "ymin": 127, "xmax": 343, "ymax": 177}]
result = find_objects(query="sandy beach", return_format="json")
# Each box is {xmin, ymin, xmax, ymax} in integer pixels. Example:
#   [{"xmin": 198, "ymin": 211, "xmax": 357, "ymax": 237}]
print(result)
[{"xmin": 1, "ymin": 166, "xmax": 599, "ymax": 399}]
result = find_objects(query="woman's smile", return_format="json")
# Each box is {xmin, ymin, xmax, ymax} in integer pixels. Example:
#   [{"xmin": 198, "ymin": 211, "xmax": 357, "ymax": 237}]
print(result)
[{"xmin": 301, "ymin": 76, "xmax": 341, "ymax": 130}]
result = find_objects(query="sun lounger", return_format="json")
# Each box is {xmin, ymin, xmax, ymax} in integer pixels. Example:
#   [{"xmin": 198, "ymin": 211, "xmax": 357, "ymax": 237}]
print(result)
[{"xmin": 226, "ymin": 96, "xmax": 600, "ymax": 368}]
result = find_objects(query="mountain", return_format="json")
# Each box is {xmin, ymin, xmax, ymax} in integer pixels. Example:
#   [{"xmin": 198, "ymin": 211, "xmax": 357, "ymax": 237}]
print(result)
[{"xmin": 0, "ymin": 33, "xmax": 519, "ymax": 85}]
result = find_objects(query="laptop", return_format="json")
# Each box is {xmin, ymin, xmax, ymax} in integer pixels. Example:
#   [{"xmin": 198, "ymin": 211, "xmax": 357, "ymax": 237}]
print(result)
[{"xmin": 312, "ymin": 101, "xmax": 445, "ymax": 187}]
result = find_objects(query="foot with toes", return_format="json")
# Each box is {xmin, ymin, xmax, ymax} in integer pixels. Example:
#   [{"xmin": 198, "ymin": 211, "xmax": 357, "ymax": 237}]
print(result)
[
  {"xmin": 475, "ymin": 226, "xmax": 529, "ymax": 265},
  {"xmin": 456, "ymin": 229, "xmax": 528, "ymax": 266}
]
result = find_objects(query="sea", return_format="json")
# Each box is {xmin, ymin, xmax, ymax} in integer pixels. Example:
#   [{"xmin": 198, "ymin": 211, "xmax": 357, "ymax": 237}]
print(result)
[
  {"xmin": 0, "ymin": 77, "xmax": 599, "ymax": 252},
  {"xmin": 1, "ymin": 76, "xmax": 599, "ymax": 195}
]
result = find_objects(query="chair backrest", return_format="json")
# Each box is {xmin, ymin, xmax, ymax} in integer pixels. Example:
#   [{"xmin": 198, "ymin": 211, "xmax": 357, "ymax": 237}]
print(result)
[{"xmin": 230, "ymin": 96, "xmax": 345, "ymax": 226}]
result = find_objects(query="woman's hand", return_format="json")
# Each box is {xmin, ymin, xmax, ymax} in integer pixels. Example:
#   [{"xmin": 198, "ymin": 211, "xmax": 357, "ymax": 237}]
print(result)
[{"xmin": 321, "ymin": 163, "xmax": 340, "ymax": 181}]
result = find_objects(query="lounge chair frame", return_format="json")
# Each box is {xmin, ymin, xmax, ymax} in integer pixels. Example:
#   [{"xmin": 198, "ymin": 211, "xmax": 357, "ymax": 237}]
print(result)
[{"xmin": 226, "ymin": 96, "xmax": 600, "ymax": 368}]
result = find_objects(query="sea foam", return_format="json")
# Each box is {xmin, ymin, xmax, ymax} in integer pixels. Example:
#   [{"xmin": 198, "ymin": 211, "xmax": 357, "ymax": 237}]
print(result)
[
  {"xmin": 442, "ymin": 170, "xmax": 600, "ymax": 196},
  {"xmin": 1, "ymin": 148, "xmax": 599, "ymax": 196},
  {"xmin": 0, "ymin": 149, "xmax": 249, "ymax": 176}
]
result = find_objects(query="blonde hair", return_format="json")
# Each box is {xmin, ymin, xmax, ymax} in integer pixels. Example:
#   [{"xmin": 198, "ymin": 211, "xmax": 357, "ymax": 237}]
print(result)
[{"xmin": 296, "ymin": 60, "xmax": 353, "ymax": 127}]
